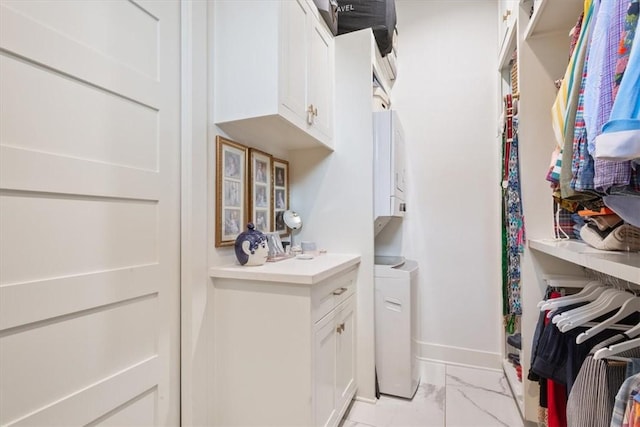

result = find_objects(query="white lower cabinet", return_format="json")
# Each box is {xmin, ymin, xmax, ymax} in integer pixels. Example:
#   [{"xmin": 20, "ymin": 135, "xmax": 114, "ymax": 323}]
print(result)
[
  {"xmin": 314, "ymin": 295, "xmax": 356, "ymax": 427},
  {"xmin": 212, "ymin": 262, "xmax": 358, "ymax": 427}
]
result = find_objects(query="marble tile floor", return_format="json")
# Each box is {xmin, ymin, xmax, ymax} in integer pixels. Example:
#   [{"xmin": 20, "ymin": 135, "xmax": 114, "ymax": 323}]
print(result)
[{"xmin": 340, "ymin": 361, "xmax": 525, "ymax": 427}]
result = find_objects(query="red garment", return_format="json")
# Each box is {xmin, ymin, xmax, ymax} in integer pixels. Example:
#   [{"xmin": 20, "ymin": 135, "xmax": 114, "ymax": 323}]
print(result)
[
  {"xmin": 547, "ymin": 291, "xmax": 568, "ymax": 427},
  {"xmin": 547, "ymin": 379, "xmax": 568, "ymax": 427}
]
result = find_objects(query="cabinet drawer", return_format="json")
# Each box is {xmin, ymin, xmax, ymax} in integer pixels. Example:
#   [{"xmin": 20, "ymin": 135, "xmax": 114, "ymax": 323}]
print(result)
[{"xmin": 312, "ymin": 265, "xmax": 357, "ymax": 324}]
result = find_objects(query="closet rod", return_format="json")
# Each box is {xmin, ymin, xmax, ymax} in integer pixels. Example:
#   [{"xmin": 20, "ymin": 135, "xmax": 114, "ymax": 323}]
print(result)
[{"xmin": 586, "ymin": 269, "xmax": 639, "ymax": 294}]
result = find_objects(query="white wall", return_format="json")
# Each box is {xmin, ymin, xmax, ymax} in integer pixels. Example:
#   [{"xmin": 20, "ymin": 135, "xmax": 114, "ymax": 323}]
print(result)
[
  {"xmin": 390, "ymin": 0, "xmax": 503, "ymax": 368},
  {"xmin": 180, "ymin": 2, "xmax": 214, "ymax": 426}
]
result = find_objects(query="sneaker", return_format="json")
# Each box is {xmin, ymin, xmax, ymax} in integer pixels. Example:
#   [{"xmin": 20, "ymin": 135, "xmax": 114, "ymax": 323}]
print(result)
[
  {"xmin": 604, "ymin": 223, "xmax": 640, "ymax": 251},
  {"xmin": 581, "ymin": 222, "xmax": 640, "ymax": 251}
]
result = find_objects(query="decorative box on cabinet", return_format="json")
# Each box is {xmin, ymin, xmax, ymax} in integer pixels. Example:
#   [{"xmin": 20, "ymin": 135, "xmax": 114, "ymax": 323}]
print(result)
[
  {"xmin": 213, "ymin": 0, "xmax": 335, "ymax": 151},
  {"xmin": 210, "ymin": 255, "xmax": 359, "ymax": 427}
]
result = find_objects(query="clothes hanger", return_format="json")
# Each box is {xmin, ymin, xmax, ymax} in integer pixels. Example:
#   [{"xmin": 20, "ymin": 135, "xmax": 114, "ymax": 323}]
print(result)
[
  {"xmin": 555, "ymin": 289, "xmax": 630, "ymax": 329},
  {"xmin": 536, "ymin": 279, "xmax": 598, "ymax": 309},
  {"xmin": 538, "ymin": 280, "xmax": 603, "ymax": 310},
  {"xmin": 589, "ymin": 332, "xmax": 629, "ymax": 353},
  {"xmin": 539, "ymin": 281, "xmax": 606, "ymax": 314},
  {"xmin": 546, "ymin": 286, "xmax": 613, "ymax": 319},
  {"xmin": 593, "ymin": 336, "xmax": 640, "ymax": 361},
  {"xmin": 558, "ymin": 290, "xmax": 636, "ymax": 333},
  {"xmin": 619, "ymin": 321, "xmax": 640, "ymax": 340},
  {"xmin": 551, "ymin": 288, "xmax": 621, "ymax": 324},
  {"xmin": 574, "ymin": 296, "xmax": 640, "ymax": 344}
]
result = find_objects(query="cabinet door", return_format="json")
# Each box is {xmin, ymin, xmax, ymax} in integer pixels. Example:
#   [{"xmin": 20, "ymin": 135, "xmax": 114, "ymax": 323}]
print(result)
[
  {"xmin": 314, "ymin": 312, "xmax": 337, "ymax": 427},
  {"xmin": 307, "ymin": 17, "xmax": 334, "ymax": 139},
  {"xmin": 499, "ymin": 0, "xmax": 517, "ymax": 41},
  {"xmin": 335, "ymin": 296, "xmax": 356, "ymax": 413},
  {"xmin": 280, "ymin": 0, "xmax": 309, "ymax": 126}
]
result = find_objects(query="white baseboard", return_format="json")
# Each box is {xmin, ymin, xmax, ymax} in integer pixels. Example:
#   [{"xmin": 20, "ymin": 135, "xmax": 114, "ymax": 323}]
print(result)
[
  {"xmin": 353, "ymin": 395, "xmax": 377, "ymax": 404},
  {"xmin": 416, "ymin": 341, "xmax": 502, "ymax": 371}
]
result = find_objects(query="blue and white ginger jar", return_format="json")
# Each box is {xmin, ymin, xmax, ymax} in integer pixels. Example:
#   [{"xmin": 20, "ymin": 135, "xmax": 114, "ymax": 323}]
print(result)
[{"xmin": 234, "ymin": 223, "xmax": 268, "ymax": 266}]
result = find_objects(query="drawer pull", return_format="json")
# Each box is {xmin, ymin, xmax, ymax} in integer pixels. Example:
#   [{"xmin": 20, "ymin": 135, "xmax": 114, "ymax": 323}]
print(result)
[
  {"xmin": 332, "ymin": 287, "xmax": 348, "ymax": 296},
  {"xmin": 336, "ymin": 323, "xmax": 345, "ymax": 334}
]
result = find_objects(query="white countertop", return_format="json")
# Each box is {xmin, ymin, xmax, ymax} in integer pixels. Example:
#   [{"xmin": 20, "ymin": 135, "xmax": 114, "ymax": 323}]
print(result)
[{"xmin": 209, "ymin": 253, "xmax": 361, "ymax": 285}]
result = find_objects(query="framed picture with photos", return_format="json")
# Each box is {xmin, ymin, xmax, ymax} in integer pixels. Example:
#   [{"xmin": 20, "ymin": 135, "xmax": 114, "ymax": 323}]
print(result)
[
  {"xmin": 215, "ymin": 135, "xmax": 248, "ymax": 247},
  {"xmin": 272, "ymin": 158, "xmax": 289, "ymax": 235},
  {"xmin": 249, "ymin": 148, "xmax": 273, "ymax": 233}
]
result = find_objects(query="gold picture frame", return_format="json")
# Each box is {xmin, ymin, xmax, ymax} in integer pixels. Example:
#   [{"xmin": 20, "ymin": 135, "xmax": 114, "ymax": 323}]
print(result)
[
  {"xmin": 215, "ymin": 135, "xmax": 248, "ymax": 247},
  {"xmin": 249, "ymin": 148, "xmax": 273, "ymax": 233},
  {"xmin": 272, "ymin": 158, "xmax": 289, "ymax": 235}
]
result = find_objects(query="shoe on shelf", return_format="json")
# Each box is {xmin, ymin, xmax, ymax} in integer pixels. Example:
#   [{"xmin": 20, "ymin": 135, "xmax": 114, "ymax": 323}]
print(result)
[
  {"xmin": 507, "ymin": 333, "xmax": 522, "ymax": 350},
  {"xmin": 507, "ymin": 352, "xmax": 520, "ymax": 366},
  {"xmin": 581, "ymin": 222, "xmax": 640, "ymax": 251}
]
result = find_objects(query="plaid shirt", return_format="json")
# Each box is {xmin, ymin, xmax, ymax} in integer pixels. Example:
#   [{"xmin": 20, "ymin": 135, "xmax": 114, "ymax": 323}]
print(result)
[
  {"xmin": 572, "ymin": 51, "xmax": 596, "ymax": 191},
  {"xmin": 594, "ymin": 0, "xmax": 633, "ymax": 191}
]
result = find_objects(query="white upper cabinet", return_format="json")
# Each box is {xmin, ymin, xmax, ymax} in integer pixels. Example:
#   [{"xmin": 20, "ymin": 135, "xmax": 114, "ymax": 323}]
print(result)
[
  {"xmin": 498, "ymin": 1, "xmax": 518, "ymax": 71},
  {"xmin": 307, "ymin": 14, "xmax": 334, "ymax": 141},
  {"xmin": 214, "ymin": 0, "xmax": 335, "ymax": 151},
  {"xmin": 280, "ymin": 0, "xmax": 310, "ymax": 131},
  {"xmin": 499, "ymin": 0, "xmax": 517, "ymax": 35}
]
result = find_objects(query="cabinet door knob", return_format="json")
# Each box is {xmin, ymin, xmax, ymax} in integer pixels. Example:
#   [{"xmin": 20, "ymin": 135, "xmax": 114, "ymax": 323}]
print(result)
[
  {"xmin": 502, "ymin": 10, "xmax": 511, "ymax": 21},
  {"xmin": 307, "ymin": 104, "xmax": 315, "ymax": 125},
  {"xmin": 336, "ymin": 322, "xmax": 345, "ymax": 334},
  {"xmin": 332, "ymin": 287, "xmax": 347, "ymax": 296}
]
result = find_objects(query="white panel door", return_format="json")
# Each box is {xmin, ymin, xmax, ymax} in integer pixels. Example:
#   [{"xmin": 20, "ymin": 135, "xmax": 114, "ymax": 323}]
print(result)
[{"xmin": 0, "ymin": 1, "xmax": 180, "ymax": 425}]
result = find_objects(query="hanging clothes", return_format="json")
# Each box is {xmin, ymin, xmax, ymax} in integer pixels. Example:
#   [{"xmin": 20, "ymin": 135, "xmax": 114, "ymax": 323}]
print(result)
[
  {"xmin": 550, "ymin": 0, "xmax": 596, "ymax": 200},
  {"xmin": 596, "ymin": 0, "xmax": 640, "ymax": 162},
  {"xmin": 592, "ymin": 0, "xmax": 634, "ymax": 191},
  {"xmin": 528, "ymin": 288, "xmax": 557, "ymax": 427},
  {"xmin": 528, "ymin": 302, "xmax": 628, "ymax": 393},
  {"xmin": 572, "ymin": 43, "xmax": 597, "ymax": 192},
  {"xmin": 530, "ymin": 291, "xmax": 640, "ymax": 427},
  {"xmin": 583, "ymin": 0, "xmax": 624, "ymax": 156},
  {"xmin": 546, "ymin": 293, "xmax": 569, "ymax": 427},
  {"xmin": 502, "ymin": 94, "xmax": 525, "ymax": 319},
  {"xmin": 612, "ymin": 373, "xmax": 640, "ymax": 427},
  {"xmin": 505, "ymin": 126, "xmax": 524, "ymax": 316},
  {"xmin": 566, "ymin": 354, "xmax": 637, "ymax": 427},
  {"xmin": 548, "ymin": 0, "xmax": 640, "ymax": 244},
  {"xmin": 613, "ymin": 0, "xmax": 640, "ymax": 100},
  {"xmin": 597, "ymin": 0, "xmax": 640, "ymax": 228}
]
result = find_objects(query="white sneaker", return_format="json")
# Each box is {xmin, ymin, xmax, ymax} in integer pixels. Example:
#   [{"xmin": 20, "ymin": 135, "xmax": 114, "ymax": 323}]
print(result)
[{"xmin": 580, "ymin": 222, "xmax": 640, "ymax": 251}]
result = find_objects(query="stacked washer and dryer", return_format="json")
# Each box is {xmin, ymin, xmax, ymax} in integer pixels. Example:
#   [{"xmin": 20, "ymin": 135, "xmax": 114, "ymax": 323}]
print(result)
[{"xmin": 373, "ymin": 110, "xmax": 420, "ymax": 399}]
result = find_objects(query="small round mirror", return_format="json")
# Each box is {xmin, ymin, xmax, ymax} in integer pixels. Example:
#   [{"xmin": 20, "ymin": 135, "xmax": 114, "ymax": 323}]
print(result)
[{"xmin": 283, "ymin": 210, "xmax": 302, "ymax": 230}]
